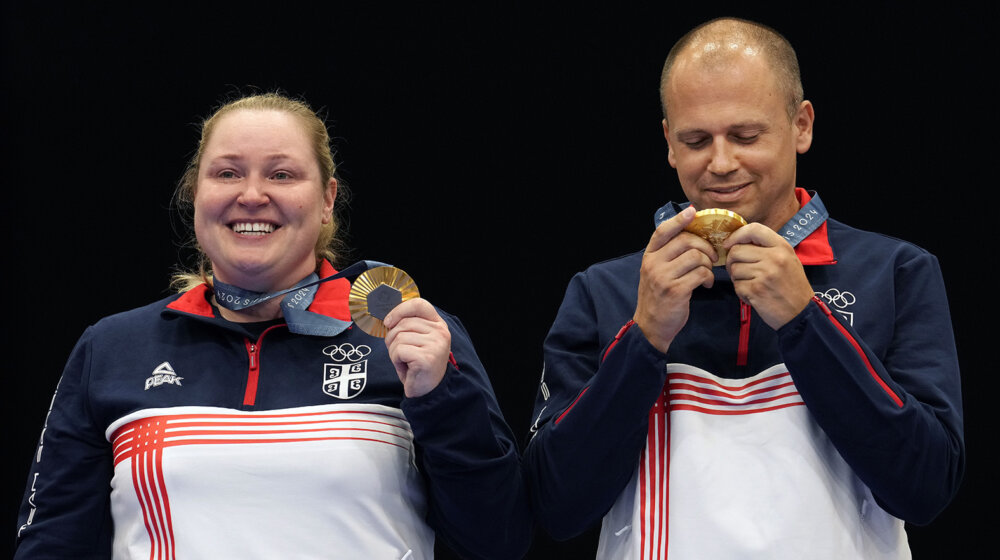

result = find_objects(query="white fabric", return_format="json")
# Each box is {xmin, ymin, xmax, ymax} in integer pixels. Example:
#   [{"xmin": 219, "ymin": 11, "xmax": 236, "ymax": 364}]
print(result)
[
  {"xmin": 106, "ymin": 404, "xmax": 432, "ymax": 560},
  {"xmin": 598, "ymin": 364, "xmax": 909, "ymax": 560}
]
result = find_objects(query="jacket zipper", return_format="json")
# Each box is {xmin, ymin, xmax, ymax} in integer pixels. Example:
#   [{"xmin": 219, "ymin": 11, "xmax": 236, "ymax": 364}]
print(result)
[
  {"xmin": 241, "ymin": 325, "xmax": 284, "ymax": 406},
  {"xmin": 737, "ymin": 301, "xmax": 751, "ymax": 366},
  {"xmin": 243, "ymin": 339, "xmax": 262, "ymax": 406}
]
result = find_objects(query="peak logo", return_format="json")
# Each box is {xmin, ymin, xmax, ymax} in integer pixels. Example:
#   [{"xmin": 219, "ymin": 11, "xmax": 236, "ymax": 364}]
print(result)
[{"xmin": 145, "ymin": 362, "xmax": 184, "ymax": 390}]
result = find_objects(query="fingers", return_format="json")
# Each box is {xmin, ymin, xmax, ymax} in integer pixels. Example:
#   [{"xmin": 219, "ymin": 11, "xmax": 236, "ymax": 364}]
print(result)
[
  {"xmin": 642, "ymin": 247, "xmax": 716, "ymax": 291},
  {"xmin": 387, "ymin": 332, "xmax": 444, "ymax": 374},
  {"xmin": 643, "ymin": 206, "xmax": 717, "ymax": 288},
  {"xmin": 383, "ymin": 297, "xmax": 438, "ymax": 330},
  {"xmin": 723, "ymin": 222, "xmax": 785, "ymax": 251},
  {"xmin": 649, "ymin": 210, "xmax": 719, "ymax": 266},
  {"xmin": 384, "ymin": 298, "xmax": 449, "ymax": 362},
  {"xmin": 724, "ymin": 224, "xmax": 791, "ymax": 275},
  {"xmin": 382, "ymin": 298, "xmax": 451, "ymax": 398},
  {"xmin": 647, "ymin": 206, "xmax": 697, "ymax": 254},
  {"xmin": 724, "ymin": 225, "xmax": 796, "ymax": 278},
  {"xmin": 633, "ymin": 208, "xmax": 721, "ymax": 352},
  {"xmin": 723, "ymin": 225, "xmax": 813, "ymax": 329}
]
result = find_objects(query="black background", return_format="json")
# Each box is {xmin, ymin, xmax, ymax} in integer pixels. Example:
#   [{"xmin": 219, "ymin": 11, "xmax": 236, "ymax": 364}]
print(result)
[{"xmin": 3, "ymin": 2, "xmax": 993, "ymax": 558}]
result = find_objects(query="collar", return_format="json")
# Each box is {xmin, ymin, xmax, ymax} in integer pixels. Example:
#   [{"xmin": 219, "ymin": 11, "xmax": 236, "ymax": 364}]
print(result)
[
  {"xmin": 791, "ymin": 189, "xmax": 837, "ymax": 265},
  {"xmin": 165, "ymin": 260, "xmax": 353, "ymax": 320}
]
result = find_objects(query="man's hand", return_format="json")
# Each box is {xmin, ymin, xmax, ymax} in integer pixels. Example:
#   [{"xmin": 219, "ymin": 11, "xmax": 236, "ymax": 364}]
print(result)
[
  {"xmin": 724, "ymin": 223, "xmax": 813, "ymax": 330},
  {"xmin": 383, "ymin": 298, "xmax": 452, "ymax": 398},
  {"xmin": 633, "ymin": 206, "xmax": 717, "ymax": 353}
]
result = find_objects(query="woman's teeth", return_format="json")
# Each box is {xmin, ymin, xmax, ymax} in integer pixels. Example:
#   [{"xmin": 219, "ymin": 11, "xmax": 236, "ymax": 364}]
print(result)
[{"xmin": 231, "ymin": 222, "xmax": 275, "ymax": 235}]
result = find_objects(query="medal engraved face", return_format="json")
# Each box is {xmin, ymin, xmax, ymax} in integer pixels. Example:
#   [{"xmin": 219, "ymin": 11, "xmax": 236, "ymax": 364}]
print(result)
[
  {"xmin": 348, "ymin": 266, "xmax": 420, "ymax": 337},
  {"xmin": 367, "ymin": 284, "xmax": 403, "ymax": 320},
  {"xmin": 683, "ymin": 208, "xmax": 747, "ymax": 266}
]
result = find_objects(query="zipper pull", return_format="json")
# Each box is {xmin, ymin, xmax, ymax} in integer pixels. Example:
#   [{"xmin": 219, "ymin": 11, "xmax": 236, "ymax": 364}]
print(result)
[{"xmin": 737, "ymin": 301, "xmax": 751, "ymax": 366}]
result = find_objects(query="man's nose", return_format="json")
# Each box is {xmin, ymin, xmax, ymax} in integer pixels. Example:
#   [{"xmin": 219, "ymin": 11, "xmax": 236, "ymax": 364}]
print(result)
[{"xmin": 706, "ymin": 140, "xmax": 739, "ymax": 176}]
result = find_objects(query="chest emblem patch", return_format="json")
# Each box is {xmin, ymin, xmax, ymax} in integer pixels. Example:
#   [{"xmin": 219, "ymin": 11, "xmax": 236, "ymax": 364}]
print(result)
[
  {"xmin": 322, "ymin": 343, "xmax": 371, "ymax": 399},
  {"xmin": 815, "ymin": 287, "xmax": 856, "ymax": 325}
]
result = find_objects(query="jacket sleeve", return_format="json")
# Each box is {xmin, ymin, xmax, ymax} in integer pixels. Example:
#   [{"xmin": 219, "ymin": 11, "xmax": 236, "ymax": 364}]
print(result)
[
  {"xmin": 15, "ymin": 328, "xmax": 114, "ymax": 559},
  {"xmin": 400, "ymin": 313, "xmax": 532, "ymax": 560},
  {"xmin": 521, "ymin": 271, "xmax": 668, "ymax": 540},
  {"xmin": 779, "ymin": 250, "xmax": 964, "ymax": 525}
]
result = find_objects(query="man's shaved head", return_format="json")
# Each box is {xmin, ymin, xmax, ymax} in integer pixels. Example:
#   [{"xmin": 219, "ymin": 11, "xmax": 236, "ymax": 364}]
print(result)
[{"xmin": 660, "ymin": 17, "xmax": 804, "ymax": 123}]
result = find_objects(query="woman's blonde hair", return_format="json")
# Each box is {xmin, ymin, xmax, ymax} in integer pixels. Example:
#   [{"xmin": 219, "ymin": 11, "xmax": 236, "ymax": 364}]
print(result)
[{"xmin": 171, "ymin": 92, "xmax": 347, "ymax": 291}]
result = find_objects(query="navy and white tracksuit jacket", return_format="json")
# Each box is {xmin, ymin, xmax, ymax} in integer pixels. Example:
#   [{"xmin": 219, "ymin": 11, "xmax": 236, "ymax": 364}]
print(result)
[
  {"xmin": 16, "ymin": 261, "xmax": 531, "ymax": 560},
  {"xmin": 524, "ymin": 190, "xmax": 964, "ymax": 559}
]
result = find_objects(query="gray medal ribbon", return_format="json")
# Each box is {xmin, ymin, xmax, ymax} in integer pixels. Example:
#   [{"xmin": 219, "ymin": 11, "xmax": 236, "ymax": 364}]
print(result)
[
  {"xmin": 212, "ymin": 260, "xmax": 389, "ymax": 336},
  {"xmin": 777, "ymin": 193, "xmax": 828, "ymax": 248},
  {"xmin": 652, "ymin": 192, "xmax": 829, "ymax": 248}
]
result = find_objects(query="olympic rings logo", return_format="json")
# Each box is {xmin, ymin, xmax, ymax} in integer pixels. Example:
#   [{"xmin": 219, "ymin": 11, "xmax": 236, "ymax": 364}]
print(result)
[
  {"xmin": 322, "ymin": 343, "xmax": 372, "ymax": 362},
  {"xmin": 815, "ymin": 288, "xmax": 856, "ymax": 309}
]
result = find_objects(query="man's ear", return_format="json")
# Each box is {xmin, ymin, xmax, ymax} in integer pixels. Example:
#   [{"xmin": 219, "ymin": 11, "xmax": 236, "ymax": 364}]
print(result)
[
  {"xmin": 793, "ymin": 101, "xmax": 815, "ymax": 154},
  {"xmin": 663, "ymin": 118, "xmax": 677, "ymax": 168}
]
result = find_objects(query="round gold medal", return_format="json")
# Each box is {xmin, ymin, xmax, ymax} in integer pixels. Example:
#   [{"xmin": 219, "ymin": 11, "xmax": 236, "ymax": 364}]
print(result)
[
  {"xmin": 683, "ymin": 208, "xmax": 748, "ymax": 266},
  {"xmin": 348, "ymin": 266, "xmax": 420, "ymax": 337}
]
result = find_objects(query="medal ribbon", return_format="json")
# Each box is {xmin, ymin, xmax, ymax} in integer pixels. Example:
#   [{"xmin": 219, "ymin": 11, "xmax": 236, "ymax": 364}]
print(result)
[
  {"xmin": 776, "ymin": 193, "xmax": 827, "ymax": 247},
  {"xmin": 212, "ymin": 260, "xmax": 389, "ymax": 336},
  {"xmin": 652, "ymin": 192, "xmax": 828, "ymax": 248}
]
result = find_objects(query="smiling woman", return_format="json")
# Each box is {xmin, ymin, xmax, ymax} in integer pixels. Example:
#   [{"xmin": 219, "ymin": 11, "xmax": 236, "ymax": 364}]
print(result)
[
  {"xmin": 14, "ymin": 92, "xmax": 532, "ymax": 560},
  {"xmin": 173, "ymin": 94, "xmax": 343, "ymax": 297},
  {"xmin": 192, "ymin": 108, "xmax": 336, "ymax": 317}
]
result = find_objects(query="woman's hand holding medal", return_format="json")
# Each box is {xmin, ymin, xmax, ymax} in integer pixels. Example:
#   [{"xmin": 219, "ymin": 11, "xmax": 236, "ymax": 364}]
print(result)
[
  {"xmin": 383, "ymin": 298, "xmax": 452, "ymax": 398},
  {"xmin": 349, "ymin": 266, "xmax": 451, "ymax": 397}
]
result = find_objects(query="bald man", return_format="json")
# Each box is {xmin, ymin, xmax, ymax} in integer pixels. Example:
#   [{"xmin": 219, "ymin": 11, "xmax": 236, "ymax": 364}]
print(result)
[{"xmin": 524, "ymin": 17, "xmax": 963, "ymax": 559}]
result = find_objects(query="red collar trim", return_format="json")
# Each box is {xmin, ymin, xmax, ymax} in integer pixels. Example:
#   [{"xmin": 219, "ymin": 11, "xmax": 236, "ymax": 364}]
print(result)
[
  {"xmin": 167, "ymin": 284, "xmax": 214, "ymax": 317},
  {"xmin": 793, "ymin": 188, "xmax": 837, "ymax": 265},
  {"xmin": 310, "ymin": 261, "xmax": 352, "ymax": 321},
  {"xmin": 164, "ymin": 261, "xmax": 353, "ymax": 321}
]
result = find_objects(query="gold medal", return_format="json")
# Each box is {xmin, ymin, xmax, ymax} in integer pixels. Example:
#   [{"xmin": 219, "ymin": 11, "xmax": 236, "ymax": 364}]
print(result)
[
  {"xmin": 348, "ymin": 266, "xmax": 420, "ymax": 337},
  {"xmin": 684, "ymin": 208, "xmax": 747, "ymax": 266}
]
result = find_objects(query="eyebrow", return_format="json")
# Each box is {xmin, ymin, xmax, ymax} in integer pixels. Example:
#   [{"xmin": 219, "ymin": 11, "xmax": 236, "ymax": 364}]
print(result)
[
  {"xmin": 674, "ymin": 122, "xmax": 768, "ymax": 137},
  {"xmin": 206, "ymin": 153, "xmax": 297, "ymax": 164},
  {"xmin": 729, "ymin": 122, "xmax": 768, "ymax": 131}
]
